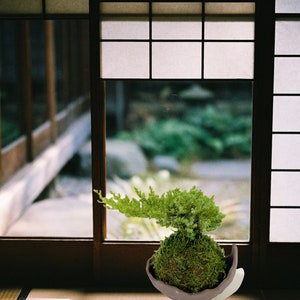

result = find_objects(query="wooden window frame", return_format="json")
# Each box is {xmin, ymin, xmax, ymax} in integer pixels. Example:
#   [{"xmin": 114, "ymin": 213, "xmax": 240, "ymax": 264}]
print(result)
[{"xmin": 0, "ymin": 0, "xmax": 299, "ymax": 290}]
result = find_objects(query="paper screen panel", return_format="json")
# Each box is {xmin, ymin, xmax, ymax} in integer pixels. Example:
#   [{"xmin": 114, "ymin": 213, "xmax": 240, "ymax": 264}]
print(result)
[
  {"xmin": 46, "ymin": 0, "xmax": 88, "ymax": 14},
  {"xmin": 152, "ymin": 17, "xmax": 202, "ymax": 40},
  {"xmin": 274, "ymin": 58, "xmax": 300, "ymax": 94},
  {"xmin": 0, "ymin": 0, "xmax": 42, "ymax": 13},
  {"xmin": 273, "ymin": 97, "xmax": 300, "ymax": 132},
  {"xmin": 205, "ymin": 18, "xmax": 254, "ymax": 40},
  {"xmin": 275, "ymin": 21, "xmax": 300, "ymax": 55},
  {"xmin": 276, "ymin": 0, "xmax": 300, "ymax": 13},
  {"xmin": 101, "ymin": 19, "xmax": 149, "ymax": 40},
  {"xmin": 152, "ymin": 42, "xmax": 201, "ymax": 79},
  {"xmin": 152, "ymin": 2, "xmax": 202, "ymax": 15},
  {"xmin": 270, "ymin": 209, "xmax": 300, "ymax": 242},
  {"xmin": 204, "ymin": 42, "xmax": 254, "ymax": 79},
  {"xmin": 271, "ymin": 172, "xmax": 300, "ymax": 207},
  {"xmin": 101, "ymin": 42, "xmax": 149, "ymax": 79},
  {"xmin": 272, "ymin": 134, "xmax": 300, "ymax": 169}
]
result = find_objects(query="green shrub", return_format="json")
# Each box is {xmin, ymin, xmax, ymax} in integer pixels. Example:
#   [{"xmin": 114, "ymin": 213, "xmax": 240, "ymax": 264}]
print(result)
[
  {"xmin": 117, "ymin": 104, "xmax": 251, "ymax": 160},
  {"xmin": 118, "ymin": 119, "xmax": 201, "ymax": 159}
]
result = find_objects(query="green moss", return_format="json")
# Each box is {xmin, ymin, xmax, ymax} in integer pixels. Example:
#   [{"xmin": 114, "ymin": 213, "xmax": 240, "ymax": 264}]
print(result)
[{"xmin": 151, "ymin": 231, "xmax": 226, "ymax": 293}]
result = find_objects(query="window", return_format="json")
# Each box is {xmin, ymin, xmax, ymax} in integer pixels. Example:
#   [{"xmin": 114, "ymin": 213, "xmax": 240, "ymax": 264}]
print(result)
[{"xmin": 0, "ymin": 0, "xmax": 299, "ymax": 289}]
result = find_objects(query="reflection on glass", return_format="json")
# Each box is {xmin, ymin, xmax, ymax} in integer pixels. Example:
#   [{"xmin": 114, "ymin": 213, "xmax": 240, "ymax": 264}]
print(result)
[
  {"xmin": 31, "ymin": 21, "xmax": 48, "ymax": 129},
  {"xmin": 106, "ymin": 81, "xmax": 252, "ymax": 241},
  {"xmin": 0, "ymin": 21, "xmax": 22, "ymax": 147}
]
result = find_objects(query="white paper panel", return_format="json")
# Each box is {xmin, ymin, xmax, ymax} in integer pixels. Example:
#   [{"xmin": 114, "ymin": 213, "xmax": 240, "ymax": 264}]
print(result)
[
  {"xmin": 101, "ymin": 21, "xmax": 149, "ymax": 39},
  {"xmin": 152, "ymin": 3, "xmax": 202, "ymax": 15},
  {"xmin": 152, "ymin": 18, "xmax": 202, "ymax": 40},
  {"xmin": 271, "ymin": 172, "xmax": 300, "ymax": 206},
  {"xmin": 276, "ymin": 0, "xmax": 300, "ymax": 13},
  {"xmin": 205, "ymin": 3, "xmax": 255, "ymax": 15},
  {"xmin": 204, "ymin": 42, "xmax": 254, "ymax": 79},
  {"xmin": 152, "ymin": 42, "xmax": 201, "ymax": 79},
  {"xmin": 46, "ymin": 0, "xmax": 88, "ymax": 14},
  {"xmin": 100, "ymin": 3, "xmax": 148, "ymax": 15},
  {"xmin": 270, "ymin": 209, "xmax": 300, "ymax": 242},
  {"xmin": 101, "ymin": 42, "xmax": 149, "ymax": 79},
  {"xmin": 274, "ymin": 58, "xmax": 300, "ymax": 94},
  {"xmin": 0, "ymin": 0, "xmax": 42, "ymax": 13},
  {"xmin": 273, "ymin": 97, "xmax": 300, "ymax": 131},
  {"xmin": 275, "ymin": 21, "xmax": 300, "ymax": 54},
  {"xmin": 205, "ymin": 19, "xmax": 254, "ymax": 40},
  {"xmin": 272, "ymin": 134, "xmax": 300, "ymax": 169}
]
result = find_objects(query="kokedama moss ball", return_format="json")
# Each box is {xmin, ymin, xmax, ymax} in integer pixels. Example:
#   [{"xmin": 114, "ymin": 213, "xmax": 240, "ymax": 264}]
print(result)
[{"xmin": 151, "ymin": 231, "xmax": 226, "ymax": 293}]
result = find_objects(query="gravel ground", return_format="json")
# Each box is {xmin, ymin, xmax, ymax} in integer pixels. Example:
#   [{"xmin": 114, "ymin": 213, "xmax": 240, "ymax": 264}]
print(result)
[{"xmin": 6, "ymin": 160, "xmax": 250, "ymax": 240}]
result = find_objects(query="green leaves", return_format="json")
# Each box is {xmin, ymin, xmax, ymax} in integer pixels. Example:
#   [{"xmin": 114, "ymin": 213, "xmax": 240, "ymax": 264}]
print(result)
[{"xmin": 95, "ymin": 186, "xmax": 225, "ymax": 239}]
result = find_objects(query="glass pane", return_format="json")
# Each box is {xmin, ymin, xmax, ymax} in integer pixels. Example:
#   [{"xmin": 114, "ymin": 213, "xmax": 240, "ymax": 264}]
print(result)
[
  {"xmin": 0, "ymin": 21, "xmax": 22, "ymax": 147},
  {"xmin": 152, "ymin": 42, "xmax": 201, "ymax": 79},
  {"xmin": 205, "ymin": 3, "xmax": 255, "ymax": 15},
  {"xmin": 273, "ymin": 96, "xmax": 300, "ymax": 132},
  {"xmin": 100, "ymin": 42, "xmax": 149, "ymax": 79},
  {"xmin": 272, "ymin": 134, "xmax": 300, "ymax": 169},
  {"xmin": 205, "ymin": 18, "xmax": 254, "ymax": 40},
  {"xmin": 101, "ymin": 18, "xmax": 149, "ymax": 40},
  {"xmin": 204, "ymin": 42, "xmax": 254, "ymax": 79},
  {"xmin": 46, "ymin": 0, "xmax": 88, "ymax": 14},
  {"xmin": 0, "ymin": 0, "xmax": 42, "ymax": 14},
  {"xmin": 276, "ymin": 0, "xmax": 300, "ymax": 13},
  {"xmin": 3, "ymin": 20, "xmax": 91, "ymax": 237},
  {"xmin": 105, "ymin": 80, "xmax": 252, "ymax": 241},
  {"xmin": 270, "ymin": 209, "xmax": 300, "ymax": 242},
  {"xmin": 31, "ymin": 21, "xmax": 48, "ymax": 129},
  {"xmin": 152, "ymin": 16, "xmax": 202, "ymax": 40},
  {"xmin": 275, "ymin": 21, "xmax": 300, "ymax": 55},
  {"xmin": 274, "ymin": 58, "xmax": 300, "ymax": 93},
  {"xmin": 271, "ymin": 172, "xmax": 300, "ymax": 206}
]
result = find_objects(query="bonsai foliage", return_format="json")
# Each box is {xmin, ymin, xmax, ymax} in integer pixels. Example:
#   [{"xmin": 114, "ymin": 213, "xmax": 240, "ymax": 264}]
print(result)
[
  {"xmin": 96, "ymin": 186, "xmax": 224, "ymax": 239},
  {"xmin": 95, "ymin": 186, "xmax": 227, "ymax": 293}
]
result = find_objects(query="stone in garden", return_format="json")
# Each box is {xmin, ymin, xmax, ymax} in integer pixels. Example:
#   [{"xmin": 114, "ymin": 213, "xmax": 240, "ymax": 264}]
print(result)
[
  {"xmin": 152, "ymin": 155, "xmax": 180, "ymax": 173},
  {"xmin": 106, "ymin": 139, "xmax": 147, "ymax": 179}
]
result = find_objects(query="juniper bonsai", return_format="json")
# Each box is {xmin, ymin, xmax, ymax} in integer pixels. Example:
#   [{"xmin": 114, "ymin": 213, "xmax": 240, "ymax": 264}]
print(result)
[{"xmin": 95, "ymin": 186, "xmax": 226, "ymax": 293}]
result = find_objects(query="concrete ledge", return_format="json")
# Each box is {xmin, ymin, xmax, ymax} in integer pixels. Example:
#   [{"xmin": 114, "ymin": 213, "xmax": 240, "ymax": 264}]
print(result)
[{"xmin": 0, "ymin": 113, "xmax": 91, "ymax": 235}]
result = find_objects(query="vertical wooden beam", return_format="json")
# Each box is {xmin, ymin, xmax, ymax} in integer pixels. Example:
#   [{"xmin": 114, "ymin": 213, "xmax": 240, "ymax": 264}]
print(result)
[
  {"xmin": 251, "ymin": 0, "xmax": 275, "ymax": 288},
  {"xmin": 90, "ymin": 0, "xmax": 107, "ymax": 280},
  {"xmin": 18, "ymin": 20, "xmax": 33, "ymax": 162},
  {"xmin": 44, "ymin": 20, "xmax": 57, "ymax": 142},
  {"xmin": 80, "ymin": 20, "xmax": 90, "ymax": 95},
  {"xmin": 61, "ymin": 21, "xmax": 70, "ymax": 107}
]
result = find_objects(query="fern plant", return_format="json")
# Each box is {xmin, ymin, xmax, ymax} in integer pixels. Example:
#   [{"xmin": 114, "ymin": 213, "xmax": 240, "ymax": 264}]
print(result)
[{"xmin": 95, "ymin": 186, "xmax": 227, "ymax": 293}]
